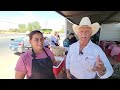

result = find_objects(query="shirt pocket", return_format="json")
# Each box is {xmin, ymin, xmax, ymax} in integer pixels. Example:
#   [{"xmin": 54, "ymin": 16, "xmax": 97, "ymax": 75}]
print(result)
[{"xmin": 81, "ymin": 55, "xmax": 96, "ymax": 71}]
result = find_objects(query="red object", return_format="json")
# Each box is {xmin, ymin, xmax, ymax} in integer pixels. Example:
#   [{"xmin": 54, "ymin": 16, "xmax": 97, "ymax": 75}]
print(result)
[
  {"xmin": 53, "ymin": 59, "xmax": 65, "ymax": 77},
  {"xmin": 18, "ymin": 42, "xmax": 23, "ymax": 46},
  {"xmin": 117, "ymin": 53, "xmax": 120, "ymax": 62},
  {"xmin": 105, "ymin": 48, "xmax": 112, "ymax": 56}
]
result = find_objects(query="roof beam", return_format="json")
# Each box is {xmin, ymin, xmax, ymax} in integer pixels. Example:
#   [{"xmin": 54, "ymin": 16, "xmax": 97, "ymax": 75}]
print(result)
[
  {"xmin": 100, "ymin": 11, "xmax": 119, "ymax": 24},
  {"xmin": 65, "ymin": 11, "xmax": 102, "ymax": 18},
  {"xmin": 56, "ymin": 11, "xmax": 76, "ymax": 23}
]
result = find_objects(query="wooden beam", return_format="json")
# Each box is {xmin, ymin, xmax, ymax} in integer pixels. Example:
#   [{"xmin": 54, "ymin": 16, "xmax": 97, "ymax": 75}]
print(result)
[
  {"xmin": 65, "ymin": 11, "xmax": 105, "ymax": 18},
  {"xmin": 101, "ymin": 11, "xmax": 119, "ymax": 24}
]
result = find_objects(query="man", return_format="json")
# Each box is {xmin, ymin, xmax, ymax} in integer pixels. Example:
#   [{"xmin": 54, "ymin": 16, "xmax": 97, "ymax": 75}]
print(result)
[
  {"xmin": 66, "ymin": 17, "xmax": 113, "ymax": 79},
  {"xmin": 63, "ymin": 33, "xmax": 77, "ymax": 55},
  {"xmin": 68, "ymin": 33, "xmax": 77, "ymax": 45}
]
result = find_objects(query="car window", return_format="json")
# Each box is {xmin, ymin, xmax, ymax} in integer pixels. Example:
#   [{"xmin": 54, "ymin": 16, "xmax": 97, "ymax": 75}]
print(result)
[{"xmin": 14, "ymin": 37, "xmax": 24, "ymax": 42}]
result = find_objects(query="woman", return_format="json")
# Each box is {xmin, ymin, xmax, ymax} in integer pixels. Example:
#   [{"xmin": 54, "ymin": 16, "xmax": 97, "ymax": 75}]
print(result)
[
  {"xmin": 15, "ymin": 30, "xmax": 57, "ymax": 79},
  {"xmin": 50, "ymin": 31, "xmax": 59, "ymax": 47}
]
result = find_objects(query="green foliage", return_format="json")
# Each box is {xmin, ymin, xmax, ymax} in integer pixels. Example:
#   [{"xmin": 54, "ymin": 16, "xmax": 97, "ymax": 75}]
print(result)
[
  {"xmin": 9, "ymin": 28, "xmax": 19, "ymax": 32},
  {"xmin": 42, "ymin": 29, "xmax": 52, "ymax": 34},
  {"xmin": 27, "ymin": 23, "xmax": 33, "ymax": 31},
  {"xmin": 17, "ymin": 21, "xmax": 41, "ymax": 32},
  {"xmin": 27, "ymin": 21, "xmax": 41, "ymax": 31},
  {"xmin": 18, "ymin": 24, "xmax": 26, "ymax": 32},
  {"xmin": 32, "ymin": 21, "xmax": 41, "ymax": 30}
]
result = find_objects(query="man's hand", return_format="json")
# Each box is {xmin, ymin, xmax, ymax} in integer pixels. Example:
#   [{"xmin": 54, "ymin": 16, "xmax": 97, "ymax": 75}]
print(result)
[
  {"xmin": 66, "ymin": 69, "xmax": 72, "ymax": 79},
  {"xmin": 92, "ymin": 55, "xmax": 106, "ymax": 76}
]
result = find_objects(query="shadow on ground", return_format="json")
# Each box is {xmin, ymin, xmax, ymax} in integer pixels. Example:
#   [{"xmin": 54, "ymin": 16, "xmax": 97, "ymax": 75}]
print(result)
[{"xmin": 14, "ymin": 52, "xmax": 24, "ymax": 56}]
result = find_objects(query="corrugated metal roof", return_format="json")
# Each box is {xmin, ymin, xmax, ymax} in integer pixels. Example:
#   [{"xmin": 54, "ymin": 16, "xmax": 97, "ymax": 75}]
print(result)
[{"xmin": 57, "ymin": 11, "xmax": 120, "ymax": 25}]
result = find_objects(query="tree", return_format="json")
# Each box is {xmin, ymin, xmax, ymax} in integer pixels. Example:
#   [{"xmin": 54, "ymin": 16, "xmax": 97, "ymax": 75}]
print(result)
[
  {"xmin": 18, "ymin": 21, "xmax": 42, "ymax": 32},
  {"xmin": 32, "ymin": 21, "xmax": 41, "ymax": 30},
  {"xmin": 18, "ymin": 24, "xmax": 26, "ymax": 32},
  {"xmin": 27, "ymin": 21, "xmax": 41, "ymax": 31},
  {"xmin": 42, "ymin": 29, "xmax": 52, "ymax": 34},
  {"xmin": 9, "ymin": 28, "xmax": 19, "ymax": 32},
  {"xmin": 27, "ymin": 23, "xmax": 33, "ymax": 31}
]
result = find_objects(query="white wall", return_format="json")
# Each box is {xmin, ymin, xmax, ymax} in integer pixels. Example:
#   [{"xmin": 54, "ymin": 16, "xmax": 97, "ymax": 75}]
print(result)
[
  {"xmin": 65, "ymin": 19, "xmax": 74, "ymax": 36},
  {"xmin": 100, "ymin": 23, "xmax": 120, "ymax": 41},
  {"xmin": 65, "ymin": 19, "xmax": 78, "ymax": 39}
]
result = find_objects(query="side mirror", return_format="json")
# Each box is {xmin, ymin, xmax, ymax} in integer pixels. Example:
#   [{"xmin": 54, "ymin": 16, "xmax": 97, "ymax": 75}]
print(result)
[{"xmin": 11, "ymin": 39, "xmax": 14, "ymax": 41}]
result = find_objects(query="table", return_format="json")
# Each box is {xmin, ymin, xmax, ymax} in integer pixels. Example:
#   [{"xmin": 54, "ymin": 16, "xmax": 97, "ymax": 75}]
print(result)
[
  {"xmin": 108, "ymin": 44, "xmax": 117, "ymax": 50},
  {"xmin": 103, "ymin": 41, "xmax": 116, "ymax": 51},
  {"xmin": 111, "ymin": 46, "xmax": 120, "ymax": 56}
]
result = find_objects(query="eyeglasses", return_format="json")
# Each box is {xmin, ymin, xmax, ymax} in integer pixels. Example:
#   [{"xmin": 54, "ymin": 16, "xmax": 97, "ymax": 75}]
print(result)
[{"xmin": 33, "ymin": 38, "xmax": 44, "ymax": 42}]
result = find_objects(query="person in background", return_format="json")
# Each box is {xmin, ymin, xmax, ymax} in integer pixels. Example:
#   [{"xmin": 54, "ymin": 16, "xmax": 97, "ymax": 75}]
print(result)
[
  {"xmin": 68, "ymin": 33, "xmax": 77, "ymax": 45},
  {"xmin": 44, "ymin": 37, "xmax": 50, "ymax": 49},
  {"xmin": 50, "ymin": 31, "xmax": 60, "ymax": 47},
  {"xmin": 66, "ymin": 17, "xmax": 113, "ymax": 79},
  {"xmin": 56, "ymin": 31, "xmax": 60, "ymax": 41},
  {"xmin": 63, "ymin": 35, "xmax": 71, "ymax": 55},
  {"xmin": 15, "ymin": 30, "xmax": 58, "ymax": 79},
  {"xmin": 63, "ymin": 33, "xmax": 77, "ymax": 55}
]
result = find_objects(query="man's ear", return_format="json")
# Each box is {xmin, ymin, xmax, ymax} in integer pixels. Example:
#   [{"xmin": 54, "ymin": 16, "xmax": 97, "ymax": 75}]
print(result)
[{"xmin": 90, "ymin": 30, "xmax": 92, "ymax": 36}]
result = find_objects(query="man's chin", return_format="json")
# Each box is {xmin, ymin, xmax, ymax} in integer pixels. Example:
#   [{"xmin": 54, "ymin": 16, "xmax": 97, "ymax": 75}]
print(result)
[
  {"xmin": 81, "ymin": 39, "xmax": 87, "ymax": 42},
  {"xmin": 81, "ymin": 40, "xmax": 89, "ymax": 44}
]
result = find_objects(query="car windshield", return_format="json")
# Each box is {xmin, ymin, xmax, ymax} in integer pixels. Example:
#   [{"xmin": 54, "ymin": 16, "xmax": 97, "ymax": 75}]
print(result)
[{"xmin": 14, "ymin": 37, "xmax": 24, "ymax": 42}]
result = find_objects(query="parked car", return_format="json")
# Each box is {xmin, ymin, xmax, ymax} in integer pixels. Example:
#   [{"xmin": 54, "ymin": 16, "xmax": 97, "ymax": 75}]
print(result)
[
  {"xmin": 9, "ymin": 37, "xmax": 31, "ymax": 54},
  {"xmin": 9, "ymin": 36, "xmax": 50, "ymax": 54}
]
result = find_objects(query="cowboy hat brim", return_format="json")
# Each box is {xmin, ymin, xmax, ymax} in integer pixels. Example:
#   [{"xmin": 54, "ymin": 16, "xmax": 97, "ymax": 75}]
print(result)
[{"xmin": 72, "ymin": 22, "xmax": 100, "ymax": 36}]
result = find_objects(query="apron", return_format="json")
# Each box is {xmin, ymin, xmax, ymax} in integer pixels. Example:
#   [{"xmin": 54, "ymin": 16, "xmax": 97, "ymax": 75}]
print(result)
[{"xmin": 28, "ymin": 48, "xmax": 55, "ymax": 79}]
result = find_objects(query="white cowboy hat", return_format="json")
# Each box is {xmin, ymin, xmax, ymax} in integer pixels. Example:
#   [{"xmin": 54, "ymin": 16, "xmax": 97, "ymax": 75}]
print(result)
[{"xmin": 72, "ymin": 17, "xmax": 100, "ymax": 36}]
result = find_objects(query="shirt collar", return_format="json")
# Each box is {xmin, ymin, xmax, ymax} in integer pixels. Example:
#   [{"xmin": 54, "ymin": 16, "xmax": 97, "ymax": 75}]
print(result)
[{"xmin": 79, "ymin": 40, "xmax": 93, "ymax": 51}]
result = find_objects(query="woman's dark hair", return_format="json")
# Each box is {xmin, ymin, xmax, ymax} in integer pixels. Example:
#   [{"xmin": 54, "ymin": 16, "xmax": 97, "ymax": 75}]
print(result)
[{"xmin": 29, "ymin": 30, "xmax": 43, "ymax": 40}]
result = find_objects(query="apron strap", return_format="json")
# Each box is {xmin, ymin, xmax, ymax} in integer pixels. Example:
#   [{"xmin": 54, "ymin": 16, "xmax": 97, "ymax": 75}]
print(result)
[
  {"xmin": 43, "ymin": 48, "xmax": 49, "ymax": 57},
  {"xmin": 31, "ymin": 48, "xmax": 49, "ymax": 59},
  {"xmin": 31, "ymin": 48, "xmax": 36, "ymax": 59}
]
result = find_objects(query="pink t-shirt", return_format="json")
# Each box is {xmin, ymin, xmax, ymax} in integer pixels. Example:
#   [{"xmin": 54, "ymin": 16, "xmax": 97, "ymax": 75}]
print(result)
[{"xmin": 15, "ymin": 48, "xmax": 55, "ymax": 79}]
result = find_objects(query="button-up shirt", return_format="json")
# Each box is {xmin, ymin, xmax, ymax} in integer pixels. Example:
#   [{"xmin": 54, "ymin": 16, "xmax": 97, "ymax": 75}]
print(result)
[
  {"xmin": 66, "ymin": 40, "xmax": 113, "ymax": 79},
  {"xmin": 50, "ymin": 36, "xmax": 59, "ymax": 47}
]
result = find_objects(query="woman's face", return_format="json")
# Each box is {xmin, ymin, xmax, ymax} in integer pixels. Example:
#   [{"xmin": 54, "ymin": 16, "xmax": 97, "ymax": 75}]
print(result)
[{"xmin": 30, "ymin": 33, "xmax": 44, "ymax": 50}]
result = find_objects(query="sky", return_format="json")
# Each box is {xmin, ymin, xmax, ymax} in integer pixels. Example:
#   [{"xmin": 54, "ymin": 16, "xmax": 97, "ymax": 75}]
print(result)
[{"xmin": 0, "ymin": 11, "xmax": 65, "ymax": 30}]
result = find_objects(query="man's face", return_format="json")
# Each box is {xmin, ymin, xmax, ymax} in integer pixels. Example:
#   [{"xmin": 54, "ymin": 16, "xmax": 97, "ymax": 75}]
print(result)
[
  {"xmin": 69, "ymin": 35, "xmax": 74, "ymax": 39},
  {"xmin": 78, "ymin": 26, "xmax": 92, "ymax": 44}
]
